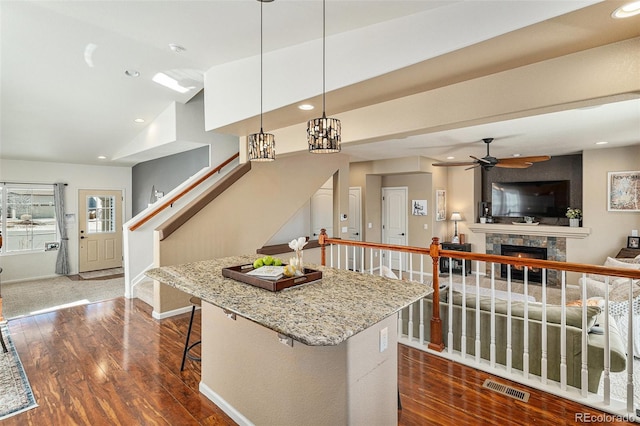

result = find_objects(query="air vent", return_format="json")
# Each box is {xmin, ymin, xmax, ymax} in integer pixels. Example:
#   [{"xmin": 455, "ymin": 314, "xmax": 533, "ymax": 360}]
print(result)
[{"xmin": 482, "ymin": 379, "xmax": 530, "ymax": 402}]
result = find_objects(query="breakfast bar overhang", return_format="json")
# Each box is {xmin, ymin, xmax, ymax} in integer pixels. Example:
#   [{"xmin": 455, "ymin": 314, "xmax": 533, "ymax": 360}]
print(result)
[{"xmin": 146, "ymin": 255, "xmax": 432, "ymax": 426}]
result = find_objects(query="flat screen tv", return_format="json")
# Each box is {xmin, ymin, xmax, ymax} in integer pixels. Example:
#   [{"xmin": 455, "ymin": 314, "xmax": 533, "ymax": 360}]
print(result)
[{"xmin": 491, "ymin": 180, "xmax": 570, "ymax": 218}]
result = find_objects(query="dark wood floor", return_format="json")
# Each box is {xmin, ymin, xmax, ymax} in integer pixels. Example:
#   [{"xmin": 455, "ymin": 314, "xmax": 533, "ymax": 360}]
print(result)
[{"xmin": 3, "ymin": 298, "xmax": 633, "ymax": 425}]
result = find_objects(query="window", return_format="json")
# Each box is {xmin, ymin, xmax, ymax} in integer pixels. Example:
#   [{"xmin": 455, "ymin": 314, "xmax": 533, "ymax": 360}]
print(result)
[
  {"xmin": 86, "ymin": 195, "xmax": 115, "ymax": 234},
  {"xmin": 0, "ymin": 184, "xmax": 57, "ymax": 253}
]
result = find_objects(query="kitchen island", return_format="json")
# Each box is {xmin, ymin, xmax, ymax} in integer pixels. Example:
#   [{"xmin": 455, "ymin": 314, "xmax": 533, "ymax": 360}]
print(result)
[{"xmin": 146, "ymin": 255, "xmax": 432, "ymax": 425}]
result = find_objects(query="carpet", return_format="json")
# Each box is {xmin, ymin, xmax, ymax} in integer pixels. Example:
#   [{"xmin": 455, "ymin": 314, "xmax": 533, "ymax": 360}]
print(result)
[
  {"xmin": 598, "ymin": 357, "xmax": 640, "ymax": 406},
  {"xmin": 0, "ymin": 324, "xmax": 37, "ymax": 420},
  {"xmin": 2, "ymin": 276, "xmax": 124, "ymax": 319}
]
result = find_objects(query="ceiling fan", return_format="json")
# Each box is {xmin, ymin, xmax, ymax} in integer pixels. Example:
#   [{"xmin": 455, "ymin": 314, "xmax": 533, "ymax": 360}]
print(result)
[{"xmin": 431, "ymin": 138, "xmax": 551, "ymax": 171}]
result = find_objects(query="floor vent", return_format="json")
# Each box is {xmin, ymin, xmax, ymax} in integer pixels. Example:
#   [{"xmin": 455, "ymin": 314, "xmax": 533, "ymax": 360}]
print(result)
[{"xmin": 482, "ymin": 379, "xmax": 530, "ymax": 402}]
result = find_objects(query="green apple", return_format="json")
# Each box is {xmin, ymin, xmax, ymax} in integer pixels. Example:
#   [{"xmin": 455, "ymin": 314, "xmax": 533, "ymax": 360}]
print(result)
[
  {"xmin": 273, "ymin": 258, "xmax": 282, "ymax": 266},
  {"xmin": 262, "ymin": 255, "xmax": 274, "ymax": 266},
  {"xmin": 253, "ymin": 258, "xmax": 264, "ymax": 269}
]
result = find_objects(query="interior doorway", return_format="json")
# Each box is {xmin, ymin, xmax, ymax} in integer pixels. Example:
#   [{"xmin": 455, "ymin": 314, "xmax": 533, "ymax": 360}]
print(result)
[
  {"xmin": 382, "ymin": 187, "xmax": 408, "ymax": 271},
  {"xmin": 78, "ymin": 189, "xmax": 123, "ymax": 273},
  {"xmin": 347, "ymin": 187, "xmax": 362, "ymax": 270}
]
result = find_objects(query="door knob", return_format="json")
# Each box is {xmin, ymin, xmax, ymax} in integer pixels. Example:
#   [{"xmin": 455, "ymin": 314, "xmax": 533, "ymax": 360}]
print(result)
[
  {"xmin": 80, "ymin": 236, "xmax": 85, "ymax": 239},
  {"xmin": 400, "ymin": 233, "xmax": 405, "ymax": 236}
]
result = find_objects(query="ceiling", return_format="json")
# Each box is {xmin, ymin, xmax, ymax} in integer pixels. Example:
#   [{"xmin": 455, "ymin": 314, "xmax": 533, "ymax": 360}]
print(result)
[{"xmin": 1, "ymin": 1, "xmax": 639, "ymax": 167}]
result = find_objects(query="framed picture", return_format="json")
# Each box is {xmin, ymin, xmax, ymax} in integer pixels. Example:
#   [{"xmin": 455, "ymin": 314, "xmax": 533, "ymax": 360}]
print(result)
[
  {"xmin": 628, "ymin": 236, "xmax": 640, "ymax": 249},
  {"xmin": 412, "ymin": 200, "xmax": 427, "ymax": 216},
  {"xmin": 608, "ymin": 171, "xmax": 640, "ymax": 212},
  {"xmin": 436, "ymin": 190, "xmax": 446, "ymax": 221}
]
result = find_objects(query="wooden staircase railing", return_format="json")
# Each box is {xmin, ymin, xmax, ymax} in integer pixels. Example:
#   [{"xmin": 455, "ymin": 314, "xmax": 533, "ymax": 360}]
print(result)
[
  {"xmin": 128, "ymin": 152, "xmax": 239, "ymax": 232},
  {"xmin": 318, "ymin": 230, "xmax": 640, "ymax": 352}
]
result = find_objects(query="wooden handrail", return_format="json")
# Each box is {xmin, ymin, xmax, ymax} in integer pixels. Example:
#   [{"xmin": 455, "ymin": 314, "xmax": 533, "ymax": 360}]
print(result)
[
  {"xmin": 319, "ymin": 235, "xmax": 640, "ymax": 351},
  {"xmin": 129, "ymin": 152, "xmax": 239, "ymax": 232}
]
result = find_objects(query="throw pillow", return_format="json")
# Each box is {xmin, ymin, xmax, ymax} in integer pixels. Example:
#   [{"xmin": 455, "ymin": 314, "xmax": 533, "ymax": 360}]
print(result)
[
  {"xmin": 635, "ymin": 254, "xmax": 640, "ymax": 264},
  {"xmin": 605, "ymin": 256, "xmax": 640, "ymax": 270}
]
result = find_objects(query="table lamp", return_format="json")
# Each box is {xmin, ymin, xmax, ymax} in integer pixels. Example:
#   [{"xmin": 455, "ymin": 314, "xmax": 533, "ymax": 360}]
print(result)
[{"xmin": 450, "ymin": 212, "xmax": 463, "ymax": 243}]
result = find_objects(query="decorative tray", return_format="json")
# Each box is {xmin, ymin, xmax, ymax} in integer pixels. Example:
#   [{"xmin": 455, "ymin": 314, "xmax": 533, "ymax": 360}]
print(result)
[{"xmin": 222, "ymin": 264, "xmax": 323, "ymax": 292}]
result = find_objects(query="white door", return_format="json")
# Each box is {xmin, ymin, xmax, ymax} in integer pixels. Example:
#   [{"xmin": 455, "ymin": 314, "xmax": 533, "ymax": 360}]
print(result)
[
  {"xmin": 310, "ymin": 187, "xmax": 333, "ymax": 239},
  {"xmin": 78, "ymin": 189, "xmax": 123, "ymax": 272},
  {"xmin": 347, "ymin": 187, "xmax": 362, "ymax": 270},
  {"xmin": 382, "ymin": 187, "xmax": 408, "ymax": 271}
]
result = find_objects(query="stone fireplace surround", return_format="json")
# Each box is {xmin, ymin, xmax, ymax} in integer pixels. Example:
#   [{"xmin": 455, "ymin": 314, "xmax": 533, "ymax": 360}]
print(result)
[{"xmin": 486, "ymin": 233, "xmax": 566, "ymax": 287}]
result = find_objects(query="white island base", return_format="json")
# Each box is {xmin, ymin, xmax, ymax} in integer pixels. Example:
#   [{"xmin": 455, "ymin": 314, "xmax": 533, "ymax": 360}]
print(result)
[{"xmin": 199, "ymin": 302, "xmax": 399, "ymax": 426}]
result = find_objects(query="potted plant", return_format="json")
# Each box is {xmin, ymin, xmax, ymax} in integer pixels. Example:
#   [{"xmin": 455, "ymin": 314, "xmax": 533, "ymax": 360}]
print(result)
[{"xmin": 566, "ymin": 207, "xmax": 582, "ymax": 227}]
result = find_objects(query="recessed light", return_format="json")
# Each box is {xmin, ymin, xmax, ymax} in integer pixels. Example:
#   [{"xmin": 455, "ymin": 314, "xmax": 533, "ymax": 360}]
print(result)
[
  {"xmin": 298, "ymin": 104, "xmax": 314, "ymax": 111},
  {"xmin": 446, "ymin": 156, "xmax": 455, "ymax": 160},
  {"xmin": 98, "ymin": 155, "xmax": 107, "ymax": 160},
  {"xmin": 595, "ymin": 141, "xmax": 609, "ymax": 145},
  {"xmin": 612, "ymin": 1, "xmax": 640, "ymax": 18},
  {"xmin": 512, "ymin": 153, "xmax": 521, "ymax": 157},
  {"xmin": 134, "ymin": 118, "xmax": 145, "ymax": 123},
  {"xmin": 169, "ymin": 43, "xmax": 187, "ymax": 53},
  {"xmin": 125, "ymin": 69, "xmax": 140, "ymax": 78}
]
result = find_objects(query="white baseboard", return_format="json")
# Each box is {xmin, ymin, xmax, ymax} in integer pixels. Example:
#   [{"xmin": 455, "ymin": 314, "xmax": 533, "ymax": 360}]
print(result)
[
  {"xmin": 199, "ymin": 381, "xmax": 254, "ymax": 426},
  {"xmin": 151, "ymin": 305, "xmax": 192, "ymax": 320}
]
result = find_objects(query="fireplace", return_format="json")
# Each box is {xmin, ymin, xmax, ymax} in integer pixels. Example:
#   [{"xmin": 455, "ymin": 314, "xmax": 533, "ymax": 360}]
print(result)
[{"xmin": 500, "ymin": 244, "xmax": 547, "ymax": 283}]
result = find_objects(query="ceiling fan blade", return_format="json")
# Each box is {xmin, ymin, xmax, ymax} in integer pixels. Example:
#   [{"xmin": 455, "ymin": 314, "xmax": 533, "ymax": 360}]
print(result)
[
  {"xmin": 432, "ymin": 161, "xmax": 477, "ymax": 167},
  {"xmin": 470, "ymin": 155, "xmax": 491, "ymax": 164},
  {"xmin": 495, "ymin": 162, "xmax": 532, "ymax": 169},
  {"xmin": 498, "ymin": 155, "xmax": 551, "ymax": 164},
  {"xmin": 465, "ymin": 164, "xmax": 481, "ymax": 171}
]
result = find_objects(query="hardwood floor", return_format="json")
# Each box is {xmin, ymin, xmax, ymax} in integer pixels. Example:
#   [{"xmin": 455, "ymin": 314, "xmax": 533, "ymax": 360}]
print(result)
[{"xmin": 3, "ymin": 298, "xmax": 634, "ymax": 425}]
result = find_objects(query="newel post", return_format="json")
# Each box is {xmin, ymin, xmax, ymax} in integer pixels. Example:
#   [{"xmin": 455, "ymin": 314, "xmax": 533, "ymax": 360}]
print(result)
[
  {"xmin": 319, "ymin": 228, "xmax": 327, "ymax": 266},
  {"xmin": 428, "ymin": 237, "xmax": 445, "ymax": 352}
]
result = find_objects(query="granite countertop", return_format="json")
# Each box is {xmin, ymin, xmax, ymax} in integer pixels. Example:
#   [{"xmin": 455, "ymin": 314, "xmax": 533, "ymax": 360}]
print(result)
[{"xmin": 146, "ymin": 255, "xmax": 432, "ymax": 346}]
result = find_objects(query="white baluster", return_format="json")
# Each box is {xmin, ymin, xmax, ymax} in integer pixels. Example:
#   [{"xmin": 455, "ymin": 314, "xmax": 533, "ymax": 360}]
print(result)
[
  {"xmin": 461, "ymin": 267, "xmax": 467, "ymax": 359},
  {"xmin": 560, "ymin": 271, "xmax": 567, "ymax": 390},
  {"xmin": 397, "ymin": 306, "xmax": 403, "ymax": 336},
  {"xmin": 330, "ymin": 244, "xmax": 334, "ymax": 268},
  {"xmin": 490, "ymin": 263, "xmax": 496, "ymax": 368},
  {"xmin": 603, "ymin": 274, "xmax": 610, "ymax": 405},
  {"xmin": 581, "ymin": 269, "xmax": 588, "ymax": 397},
  {"xmin": 541, "ymin": 270, "xmax": 548, "ymax": 385},
  {"xmin": 419, "ymin": 298, "xmax": 425, "ymax": 344},
  {"xmin": 344, "ymin": 246, "xmax": 348, "ymax": 271},
  {"xmin": 420, "ymin": 256, "xmax": 424, "ymax": 284},
  {"xmin": 475, "ymin": 263, "xmax": 481, "ymax": 364},
  {"xmin": 408, "ymin": 303, "xmax": 414, "ymax": 341},
  {"xmin": 506, "ymin": 266, "xmax": 512, "ymax": 373},
  {"xmin": 409, "ymin": 254, "xmax": 413, "ymax": 282},
  {"xmin": 448, "ymin": 272, "xmax": 454, "ymax": 354},
  {"xmin": 370, "ymin": 250, "xmax": 374, "ymax": 275},
  {"xmin": 627, "ymin": 278, "xmax": 635, "ymax": 413},
  {"xmin": 523, "ymin": 267, "xmax": 529, "ymax": 378},
  {"xmin": 361, "ymin": 247, "xmax": 365, "ymax": 274}
]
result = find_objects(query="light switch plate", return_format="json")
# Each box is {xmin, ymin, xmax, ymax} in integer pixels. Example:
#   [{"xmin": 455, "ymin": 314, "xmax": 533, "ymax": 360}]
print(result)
[{"xmin": 379, "ymin": 327, "xmax": 388, "ymax": 352}]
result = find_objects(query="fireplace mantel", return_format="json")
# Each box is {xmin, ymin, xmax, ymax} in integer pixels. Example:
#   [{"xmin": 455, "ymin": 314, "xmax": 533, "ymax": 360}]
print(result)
[{"xmin": 467, "ymin": 223, "xmax": 591, "ymax": 239}]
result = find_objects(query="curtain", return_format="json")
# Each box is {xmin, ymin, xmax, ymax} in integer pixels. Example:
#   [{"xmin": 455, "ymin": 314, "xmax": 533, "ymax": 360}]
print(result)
[{"xmin": 54, "ymin": 183, "xmax": 70, "ymax": 275}]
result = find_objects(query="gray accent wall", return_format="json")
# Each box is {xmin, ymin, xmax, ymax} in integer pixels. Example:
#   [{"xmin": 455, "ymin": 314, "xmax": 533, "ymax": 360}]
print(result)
[
  {"xmin": 481, "ymin": 154, "xmax": 583, "ymax": 226},
  {"xmin": 132, "ymin": 146, "xmax": 210, "ymax": 216}
]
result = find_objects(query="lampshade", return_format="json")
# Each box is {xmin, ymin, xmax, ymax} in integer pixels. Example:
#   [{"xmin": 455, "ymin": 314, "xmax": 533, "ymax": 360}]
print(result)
[
  {"xmin": 248, "ymin": 0, "xmax": 275, "ymax": 162},
  {"xmin": 248, "ymin": 131, "xmax": 275, "ymax": 162},
  {"xmin": 450, "ymin": 212, "xmax": 462, "ymax": 222},
  {"xmin": 307, "ymin": 0, "xmax": 341, "ymax": 153},
  {"xmin": 308, "ymin": 114, "xmax": 341, "ymax": 153}
]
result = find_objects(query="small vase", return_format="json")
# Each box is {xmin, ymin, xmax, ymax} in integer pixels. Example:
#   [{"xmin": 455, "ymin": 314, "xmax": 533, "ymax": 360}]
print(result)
[
  {"xmin": 569, "ymin": 218, "xmax": 580, "ymax": 227},
  {"xmin": 295, "ymin": 250, "xmax": 304, "ymax": 276}
]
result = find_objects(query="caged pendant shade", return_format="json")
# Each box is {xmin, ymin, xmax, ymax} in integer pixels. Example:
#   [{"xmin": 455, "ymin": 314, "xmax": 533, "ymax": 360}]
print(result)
[
  {"xmin": 248, "ymin": 0, "xmax": 275, "ymax": 162},
  {"xmin": 307, "ymin": 0, "xmax": 341, "ymax": 153}
]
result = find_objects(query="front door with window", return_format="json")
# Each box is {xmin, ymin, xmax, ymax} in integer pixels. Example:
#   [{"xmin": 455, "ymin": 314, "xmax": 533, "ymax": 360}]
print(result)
[{"xmin": 78, "ymin": 190, "xmax": 123, "ymax": 272}]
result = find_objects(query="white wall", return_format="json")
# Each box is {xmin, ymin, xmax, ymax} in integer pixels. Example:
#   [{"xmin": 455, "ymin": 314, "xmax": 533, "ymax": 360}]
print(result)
[{"xmin": 0, "ymin": 159, "xmax": 132, "ymax": 282}]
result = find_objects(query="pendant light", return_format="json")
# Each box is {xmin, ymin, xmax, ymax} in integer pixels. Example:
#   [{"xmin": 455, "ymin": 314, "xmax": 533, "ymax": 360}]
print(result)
[
  {"xmin": 248, "ymin": 0, "xmax": 275, "ymax": 162},
  {"xmin": 307, "ymin": 0, "xmax": 341, "ymax": 153}
]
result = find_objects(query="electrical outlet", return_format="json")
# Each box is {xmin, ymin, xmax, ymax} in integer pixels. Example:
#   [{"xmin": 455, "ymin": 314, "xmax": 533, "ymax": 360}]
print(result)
[
  {"xmin": 423, "ymin": 224, "xmax": 428, "ymax": 230},
  {"xmin": 379, "ymin": 327, "xmax": 388, "ymax": 352}
]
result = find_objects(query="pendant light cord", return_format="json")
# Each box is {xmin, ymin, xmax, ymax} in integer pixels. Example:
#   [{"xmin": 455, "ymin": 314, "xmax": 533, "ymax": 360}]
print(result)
[
  {"xmin": 322, "ymin": 0, "xmax": 326, "ymax": 119},
  {"xmin": 260, "ymin": 0, "xmax": 264, "ymax": 132}
]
